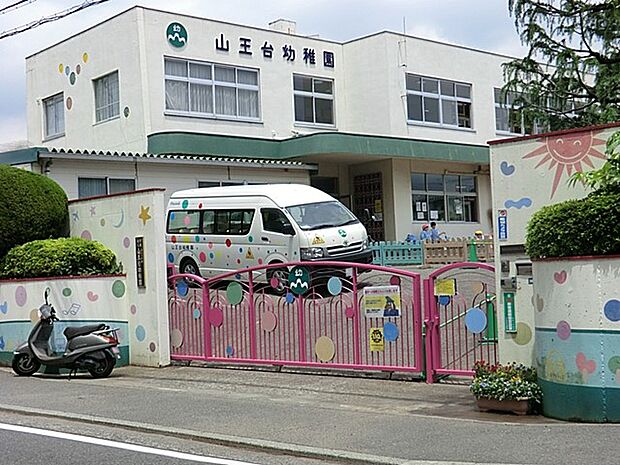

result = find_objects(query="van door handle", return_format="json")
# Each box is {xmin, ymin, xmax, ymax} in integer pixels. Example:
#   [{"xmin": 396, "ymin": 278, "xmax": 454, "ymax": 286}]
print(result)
[{"xmin": 261, "ymin": 237, "xmax": 270, "ymax": 242}]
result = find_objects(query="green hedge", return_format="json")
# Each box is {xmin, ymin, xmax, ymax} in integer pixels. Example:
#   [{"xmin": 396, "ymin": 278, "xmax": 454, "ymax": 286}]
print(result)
[
  {"xmin": 0, "ymin": 238, "xmax": 122, "ymax": 279},
  {"xmin": 526, "ymin": 191, "xmax": 620, "ymax": 259},
  {"xmin": 0, "ymin": 165, "xmax": 69, "ymax": 257}
]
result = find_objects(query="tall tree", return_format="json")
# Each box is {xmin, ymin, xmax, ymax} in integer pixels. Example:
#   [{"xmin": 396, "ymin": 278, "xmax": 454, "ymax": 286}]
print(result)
[{"xmin": 504, "ymin": 0, "xmax": 620, "ymax": 131}]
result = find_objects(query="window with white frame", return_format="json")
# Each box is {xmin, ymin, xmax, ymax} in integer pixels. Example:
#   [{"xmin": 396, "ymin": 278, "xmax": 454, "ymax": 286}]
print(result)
[
  {"xmin": 43, "ymin": 92, "xmax": 65, "ymax": 139},
  {"xmin": 198, "ymin": 180, "xmax": 265, "ymax": 188},
  {"xmin": 494, "ymin": 88, "xmax": 551, "ymax": 135},
  {"xmin": 43, "ymin": 93, "xmax": 65, "ymax": 139},
  {"xmin": 164, "ymin": 58, "xmax": 260, "ymax": 120},
  {"xmin": 293, "ymin": 75, "xmax": 334, "ymax": 125},
  {"xmin": 411, "ymin": 173, "xmax": 478, "ymax": 223},
  {"xmin": 94, "ymin": 71, "xmax": 120, "ymax": 123},
  {"xmin": 406, "ymin": 74, "xmax": 472, "ymax": 129},
  {"xmin": 78, "ymin": 177, "xmax": 135, "ymax": 198}
]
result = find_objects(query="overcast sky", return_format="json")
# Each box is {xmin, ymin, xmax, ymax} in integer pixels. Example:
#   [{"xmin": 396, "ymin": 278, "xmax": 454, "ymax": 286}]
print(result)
[{"xmin": 0, "ymin": 0, "xmax": 526, "ymax": 148}]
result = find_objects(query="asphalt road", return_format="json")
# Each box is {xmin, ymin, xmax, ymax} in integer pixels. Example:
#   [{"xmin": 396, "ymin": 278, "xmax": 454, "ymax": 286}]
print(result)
[{"xmin": 1, "ymin": 365, "xmax": 619, "ymax": 465}]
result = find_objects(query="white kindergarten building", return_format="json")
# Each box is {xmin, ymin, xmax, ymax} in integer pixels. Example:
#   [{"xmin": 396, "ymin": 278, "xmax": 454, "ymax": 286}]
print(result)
[{"xmin": 2, "ymin": 6, "xmax": 531, "ymax": 241}]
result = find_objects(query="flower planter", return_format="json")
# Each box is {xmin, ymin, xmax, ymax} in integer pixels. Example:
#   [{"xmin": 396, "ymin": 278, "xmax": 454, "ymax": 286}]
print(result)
[{"xmin": 475, "ymin": 397, "xmax": 531, "ymax": 415}]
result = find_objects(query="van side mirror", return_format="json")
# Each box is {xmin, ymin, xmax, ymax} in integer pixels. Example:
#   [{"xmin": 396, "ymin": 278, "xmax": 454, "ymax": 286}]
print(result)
[{"xmin": 282, "ymin": 223, "xmax": 296, "ymax": 236}]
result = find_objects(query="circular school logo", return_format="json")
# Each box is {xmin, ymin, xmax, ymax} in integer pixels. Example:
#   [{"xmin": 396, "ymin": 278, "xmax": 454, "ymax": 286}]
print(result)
[
  {"xmin": 288, "ymin": 266, "xmax": 311, "ymax": 296},
  {"xmin": 166, "ymin": 22, "xmax": 187, "ymax": 48}
]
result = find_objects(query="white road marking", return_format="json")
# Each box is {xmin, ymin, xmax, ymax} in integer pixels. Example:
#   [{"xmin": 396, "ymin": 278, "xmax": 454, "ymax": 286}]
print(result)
[{"xmin": 0, "ymin": 422, "xmax": 262, "ymax": 465}]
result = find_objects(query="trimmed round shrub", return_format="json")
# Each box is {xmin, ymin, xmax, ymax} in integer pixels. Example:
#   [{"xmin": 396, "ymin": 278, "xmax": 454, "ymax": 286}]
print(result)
[
  {"xmin": 526, "ymin": 191, "xmax": 620, "ymax": 259},
  {"xmin": 0, "ymin": 165, "xmax": 69, "ymax": 257},
  {"xmin": 0, "ymin": 238, "xmax": 122, "ymax": 279}
]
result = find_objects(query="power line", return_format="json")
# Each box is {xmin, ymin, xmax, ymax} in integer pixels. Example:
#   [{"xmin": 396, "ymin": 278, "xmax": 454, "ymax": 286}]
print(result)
[
  {"xmin": 0, "ymin": 0, "xmax": 110, "ymax": 40},
  {"xmin": 0, "ymin": 0, "xmax": 30, "ymax": 14}
]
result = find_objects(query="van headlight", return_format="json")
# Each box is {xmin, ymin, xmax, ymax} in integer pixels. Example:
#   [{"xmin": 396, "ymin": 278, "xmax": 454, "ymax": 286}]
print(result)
[
  {"xmin": 300, "ymin": 247, "xmax": 324, "ymax": 260},
  {"xmin": 362, "ymin": 239, "xmax": 369, "ymax": 249}
]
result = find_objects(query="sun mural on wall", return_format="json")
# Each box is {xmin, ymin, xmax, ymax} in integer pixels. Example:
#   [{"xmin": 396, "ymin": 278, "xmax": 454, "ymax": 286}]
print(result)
[{"xmin": 522, "ymin": 130, "xmax": 607, "ymax": 198}]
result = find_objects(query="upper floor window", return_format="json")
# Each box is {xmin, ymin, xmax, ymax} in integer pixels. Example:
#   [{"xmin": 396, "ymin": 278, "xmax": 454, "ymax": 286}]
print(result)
[
  {"xmin": 406, "ymin": 74, "xmax": 472, "ymax": 129},
  {"xmin": 494, "ymin": 88, "xmax": 549, "ymax": 135},
  {"xmin": 164, "ymin": 58, "xmax": 260, "ymax": 120},
  {"xmin": 43, "ymin": 93, "xmax": 65, "ymax": 139},
  {"xmin": 94, "ymin": 71, "xmax": 120, "ymax": 123},
  {"xmin": 293, "ymin": 75, "xmax": 334, "ymax": 125}
]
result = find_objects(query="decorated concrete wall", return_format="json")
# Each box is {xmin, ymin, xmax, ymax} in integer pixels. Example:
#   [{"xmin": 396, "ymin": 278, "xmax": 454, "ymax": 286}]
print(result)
[
  {"xmin": 0, "ymin": 276, "xmax": 129, "ymax": 366},
  {"xmin": 68, "ymin": 188, "xmax": 169, "ymax": 366},
  {"xmin": 489, "ymin": 123, "xmax": 618, "ymax": 365},
  {"xmin": 533, "ymin": 256, "xmax": 620, "ymax": 422}
]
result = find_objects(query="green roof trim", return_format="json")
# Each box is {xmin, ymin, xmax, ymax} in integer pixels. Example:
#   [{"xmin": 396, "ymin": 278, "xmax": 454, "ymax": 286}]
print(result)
[
  {"xmin": 0, "ymin": 147, "xmax": 43, "ymax": 165},
  {"xmin": 147, "ymin": 132, "xmax": 490, "ymax": 164}
]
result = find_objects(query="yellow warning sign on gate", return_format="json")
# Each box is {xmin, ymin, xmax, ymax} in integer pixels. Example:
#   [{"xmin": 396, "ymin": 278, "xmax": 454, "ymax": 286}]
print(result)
[{"xmin": 369, "ymin": 327, "xmax": 384, "ymax": 351}]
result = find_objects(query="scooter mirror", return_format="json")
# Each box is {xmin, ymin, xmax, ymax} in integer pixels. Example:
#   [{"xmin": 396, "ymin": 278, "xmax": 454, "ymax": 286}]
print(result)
[{"xmin": 44, "ymin": 287, "xmax": 50, "ymax": 305}]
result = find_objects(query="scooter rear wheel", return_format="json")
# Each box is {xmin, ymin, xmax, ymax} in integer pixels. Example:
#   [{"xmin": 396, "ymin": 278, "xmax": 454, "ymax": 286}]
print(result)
[
  {"xmin": 87, "ymin": 352, "xmax": 116, "ymax": 379},
  {"xmin": 12, "ymin": 354, "xmax": 41, "ymax": 376}
]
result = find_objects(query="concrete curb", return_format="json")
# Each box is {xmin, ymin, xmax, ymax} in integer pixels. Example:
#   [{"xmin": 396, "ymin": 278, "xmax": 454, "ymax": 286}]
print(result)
[{"xmin": 0, "ymin": 403, "xmax": 520, "ymax": 465}]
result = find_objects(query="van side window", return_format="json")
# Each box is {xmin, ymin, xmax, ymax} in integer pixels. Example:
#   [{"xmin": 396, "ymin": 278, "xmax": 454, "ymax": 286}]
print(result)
[
  {"xmin": 202, "ymin": 211, "xmax": 215, "ymax": 234},
  {"xmin": 261, "ymin": 208, "xmax": 293, "ymax": 234},
  {"xmin": 167, "ymin": 210, "xmax": 200, "ymax": 234},
  {"xmin": 212, "ymin": 209, "xmax": 254, "ymax": 235}
]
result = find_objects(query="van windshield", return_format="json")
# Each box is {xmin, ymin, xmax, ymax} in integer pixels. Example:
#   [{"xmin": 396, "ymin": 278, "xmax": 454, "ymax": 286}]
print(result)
[{"xmin": 286, "ymin": 201, "xmax": 358, "ymax": 231}]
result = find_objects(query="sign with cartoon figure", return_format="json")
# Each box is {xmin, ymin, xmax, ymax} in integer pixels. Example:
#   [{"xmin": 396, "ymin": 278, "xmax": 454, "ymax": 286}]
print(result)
[
  {"xmin": 363, "ymin": 285, "xmax": 401, "ymax": 318},
  {"xmin": 288, "ymin": 266, "xmax": 310, "ymax": 295},
  {"xmin": 369, "ymin": 327, "xmax": 385, "ymax": 351}
]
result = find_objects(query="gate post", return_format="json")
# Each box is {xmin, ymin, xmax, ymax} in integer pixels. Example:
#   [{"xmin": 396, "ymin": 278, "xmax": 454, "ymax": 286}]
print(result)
[
  {"xmin": 202, "ymin": 282, "xmax": 212, "ymax": 360},
  {"xmin": 423, "ymin": 277, "xmax": 435, "ymax": 383}
]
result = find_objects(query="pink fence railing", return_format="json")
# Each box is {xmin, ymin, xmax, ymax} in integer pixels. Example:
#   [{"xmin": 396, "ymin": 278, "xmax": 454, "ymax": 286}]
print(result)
[{"xmin": 168, "ymin": 262, "xmax": 424, "ymax": 375}]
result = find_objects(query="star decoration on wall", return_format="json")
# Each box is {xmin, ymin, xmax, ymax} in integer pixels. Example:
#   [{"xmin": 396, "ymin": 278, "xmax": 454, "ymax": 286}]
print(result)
[
  {"xmin": 90, "ymin": 206, "xmax": 97, "ymax": 216},
  {"xmin": 71, "ymin": 211, "xmax": 79, "ymax": 221},
  {"xmin": 138, "ymin": 205, "xmax": 152, "ymax": 225}
]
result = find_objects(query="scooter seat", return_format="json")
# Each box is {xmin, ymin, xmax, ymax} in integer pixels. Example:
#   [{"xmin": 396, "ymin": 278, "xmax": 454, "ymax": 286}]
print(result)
[{"xmin": 63, "ymin": 324, "xmax": 107, "ymax": 340}]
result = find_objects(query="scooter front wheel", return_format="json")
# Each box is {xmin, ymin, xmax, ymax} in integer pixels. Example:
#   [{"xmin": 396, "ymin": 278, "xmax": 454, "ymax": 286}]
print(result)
[
  {"xmin": 12, "ymin": 354, "xmax": 41, "ymax": 376},
  {"xmin": 87, "ymin": 352, "xmax": 116, "ymax": 379}
]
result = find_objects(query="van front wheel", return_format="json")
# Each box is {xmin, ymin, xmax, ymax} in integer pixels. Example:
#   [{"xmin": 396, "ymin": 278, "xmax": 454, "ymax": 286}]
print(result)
[
  {"xmin": 267, "ymin": 267, "xmax": 288, "ymax": 295},
  {"xmin": 180, "ymin": 258, "xmax": 200, "ymax": 277}
]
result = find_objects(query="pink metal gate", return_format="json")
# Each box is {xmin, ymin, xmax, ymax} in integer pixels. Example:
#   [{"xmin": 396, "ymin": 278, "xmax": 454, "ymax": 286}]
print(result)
[
  {"xmin": 168, "ymin": 262, "xmax": 424, "ymax": 375},
  {"xmin": 423, "ymin": 262, "xmax": 498, "ymax": 383}
]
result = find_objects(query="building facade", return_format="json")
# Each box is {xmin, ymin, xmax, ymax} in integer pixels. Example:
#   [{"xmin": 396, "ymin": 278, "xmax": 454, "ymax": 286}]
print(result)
[{"xmin": 21, "ymin": 6, "xmax": 527, "ymax": 240}]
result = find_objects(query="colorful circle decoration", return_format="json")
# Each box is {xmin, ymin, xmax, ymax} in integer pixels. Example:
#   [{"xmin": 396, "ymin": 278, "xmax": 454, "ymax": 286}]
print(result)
[
  {"xmin": 65, "ymin": 65, "xmax": 70, "ymax": 76},
  {"xmin": 225, "ymin": 239, "xmax": 232, "ymax": 248},
  {"xmin": 15, "ymin": 286, "xmax": 27, "ymax": 307},
  {"xmin": 100, "ymin": 218, "xmax": 106, "ymax": 227},
  {"xmin": 604, "ymin": 299, "xmax": 620, "ymax": 322},
  {"xmin": 248, "ymin": 236, "xmax": 254, "ymax": 243},
  {"xmin": 270, "ymin": 277, "xmax": 280, "ymax": 289},
  {"xmin": 58, "ymin": 63, "xmax": 64, "ymax": 73},
  {"xmin": 181, "ymin": 200, "xmax": 189, "ymax": 209},
  {"xmin": 167, "ymin": 253, "xmax": 175, "ymax": 263},
  {"xmin": 209, "ymin": 307, "xmax": 223, "ymax": 327},
  {"xmin": 149, "ymin": 342, "xmax": 157, "ymax": 352},
  {"xmin": 30, "ymin": 309, "xmax": 39, "ymax": 323},
  {"xmin": 193, "ymin": 308, "xmax": 201, "ymax": 319},
  {"xmin": 464, "ymin": 308, "xmax": 487, "ymax": 334},
  {"xmin": 199, "ymin": 252, "xmax": 207, "ymax": 262},
  {"xmin": 171, "ymin": 329, "xmax": 183, "ymax": 348},
  {"xmin": 195, "ymin": 236, "xmax": 200, "ymax": 243},
  {"xmin": 81, "ymin": 230, "xmax": 92, "ymax": 241},
  {"xmin": 130, "ymin": 304, "xmax": 137, "ymax": 315},
  {"xmin": 69, "ymin": 72, "xmax": 76, "ymax": 85},
  {"xmin": 183, "ymin": 215, "xmax": 191, "ymax": 225},
  {"xmin": 123, "ymin": 237, "xmax": 131, "ymax": 248},
  {"xmin": 170, "ymin": 212, "xmax": 176, "ymax": 221},
  {"xmin": 166, "ymin": 22, "xmax": 188, "ymax": 48},
  {"xmin": 261, "ymin": 311, "xmax": 277, "ymax": 332},
  {"xmin": 135, "ymin": 325, "xmax": 146, "ymax": 342},
  {"xmin": 226, "ymin": 281, "xmax": 243, "ymax": 305},
  {"xmin": 345, "ymin": 307, "xmax": 355, "ymax": 319},
  {"xmin": 384, "ymin": 322, "xmax": 399, "ymax": 342},
  {"xmin": 288, "ymin": 266, "xmax": 311, "ymax": 295},
  {"xmin": 66, "ymin": 96, "xmax": 73, "ymax": 110},
  {"xmin": 176, "ymin": 280, "xmax": 189, "ymax": 297},
  {"xmin": 390, "ymin": 275, "xmax": 401, "ymax": 286},
  {"xmin": 123, "ymin": 106, "xmax": 130, "ymax": 118},
  {"xmin": 62, "ymin": 287, "xmax": 72, "ymax": 297},
  {"xmin": 76, "ymin": 64, "xmax": 81, "ymax": 75},
  {"xmin": 112, "ymin": 280, "xmax": 126, "ymax": 298},
  {"xmin": 438, "ymin": 295, "xmax": 451, "ymax": 306},
  {"xmin": 513, "ymin": 322, "xmax": 532, "ymax": 346},
  {"xmin": 285, "ymin": 292, "xmax": 295, "ymax": 304},
  {"xmin": 226, "ymin": 345, "xmax": 234, "ymax": 356},
  {"xmin": 82, "ymin": 52, "xmax": 88, "ymax": 63},
  {"xmin": 315, "ymin": 336, "xmax": 335, "ymax": 362},
  {"xmin": 557, "ymin": 320, "xmax": 571, "ymax": 340},
  {"xmin": 327, "ymin": 277, "xmax": 342, "ymax": 296}
]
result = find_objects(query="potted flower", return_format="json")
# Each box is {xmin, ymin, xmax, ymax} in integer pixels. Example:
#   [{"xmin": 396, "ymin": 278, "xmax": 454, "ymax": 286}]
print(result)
[{"xmin": 470, "ymin": 361, "xmax": 543, "ymax": 415}]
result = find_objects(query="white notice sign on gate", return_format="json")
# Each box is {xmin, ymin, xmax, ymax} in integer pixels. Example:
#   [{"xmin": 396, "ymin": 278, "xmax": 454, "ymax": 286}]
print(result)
[{"xmin": 363, "ymin": 285, "xmax": 401, "ymax": 318}]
